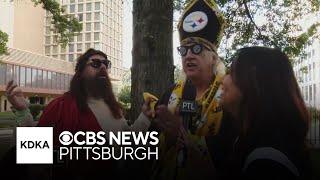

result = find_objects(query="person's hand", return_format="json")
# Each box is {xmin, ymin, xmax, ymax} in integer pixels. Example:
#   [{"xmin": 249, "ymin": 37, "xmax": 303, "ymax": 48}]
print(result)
[
  {"xmin": 141, "ymin": 97, "xmax": 154, "ymax": 119},
  {"xmin": 5, "ymin": 80, "xmax": 28, "ymax": 111},
  {"xmin": 155, "ymin": 105, "xmax": 182, "ymax": 144}
]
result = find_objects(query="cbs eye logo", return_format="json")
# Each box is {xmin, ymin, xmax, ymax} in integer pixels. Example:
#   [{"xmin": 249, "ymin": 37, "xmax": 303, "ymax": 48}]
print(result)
[{"xmin": 59, "ymin": 131, "xmax": 73, "ymax": 145}]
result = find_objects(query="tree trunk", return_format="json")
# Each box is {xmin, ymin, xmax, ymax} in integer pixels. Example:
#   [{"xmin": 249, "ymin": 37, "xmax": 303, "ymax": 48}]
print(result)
[{"xmin": 131, "ymin": 0, "xmax": 174, "ymax": 120}]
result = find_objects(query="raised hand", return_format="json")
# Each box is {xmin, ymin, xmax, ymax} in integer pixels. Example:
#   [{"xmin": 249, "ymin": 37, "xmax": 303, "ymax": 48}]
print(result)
[{"xmin": 5, "ymin": 80, "xmax": 28, "ymax": 110}]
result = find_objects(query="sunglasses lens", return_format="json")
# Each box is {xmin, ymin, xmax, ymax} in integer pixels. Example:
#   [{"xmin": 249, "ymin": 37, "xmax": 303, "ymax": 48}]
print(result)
[
  {"xmin": 91, "ymin": 61, "xmax": 101, "ymax": 68},
  {"xmin": 192, "ymin": 44, "xmax": 202, "ymax": 54},
  {"xmin": 103, "ymin": 61, "xmax": 111, "ymax": 69},
  {"xmin": 178, "ymin": 46, "xmax": 187, "ymax": 56}
]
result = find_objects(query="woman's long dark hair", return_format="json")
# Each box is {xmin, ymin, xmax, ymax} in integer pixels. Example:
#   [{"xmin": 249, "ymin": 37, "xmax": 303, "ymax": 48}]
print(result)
[
  {"xmin": 69, "ymin": 48, "xmax": 122, "ymax": 119},
  {"xmin": 230, "ymin": 47, "xmax": 310, "ymax": 155}
]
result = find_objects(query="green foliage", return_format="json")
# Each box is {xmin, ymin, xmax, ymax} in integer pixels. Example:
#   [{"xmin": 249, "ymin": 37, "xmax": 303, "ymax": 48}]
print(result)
[
  {"xmin": 118, "ymin": 86, "xmax": 131, "ymax": 108},
  {"xmin": 0, "ymin": 30, "xmax": 9, "ymax": 56},
  {"xmin": 174, "ymin": 65, "xmax": 183, "ymax": 82},
  {"xmin": 174, "ymin": 0, "xmax": 320, "ymax": 62},
  {"xmin": 31, "ymin": 0, "xmax": 82, "ymax": 46},
  {"xmin": 118, "ymin": 85, "xmax": 131, "ymax": 120},
  {"xmin": 29, "ymin": 104, "xmax": 45, "ymax": 120}
]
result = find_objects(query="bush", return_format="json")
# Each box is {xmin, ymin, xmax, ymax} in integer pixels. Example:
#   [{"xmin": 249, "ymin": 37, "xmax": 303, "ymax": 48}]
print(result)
[{"xmin": 29, "ymin": 104, "xmax": 45, "ymax": 120}]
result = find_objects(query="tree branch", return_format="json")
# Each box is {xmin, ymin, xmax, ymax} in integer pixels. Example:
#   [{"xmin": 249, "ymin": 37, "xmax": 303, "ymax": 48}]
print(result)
[{"xmin": 242, "ymin": 0, "xmax": 278, "ymax": 47}]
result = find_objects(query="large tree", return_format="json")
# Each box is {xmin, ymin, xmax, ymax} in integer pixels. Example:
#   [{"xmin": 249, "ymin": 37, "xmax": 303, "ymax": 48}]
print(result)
[
  {"xmin": 131, "ymin": 0, "xmax": 175, "ymax": 119},
  {"xmin": 131, "ymin": 0, "xmax": 320, "ymax": 120},
  {"xmin": 0, "ymin": 0, "xmax": 82, "ymax": 55}
]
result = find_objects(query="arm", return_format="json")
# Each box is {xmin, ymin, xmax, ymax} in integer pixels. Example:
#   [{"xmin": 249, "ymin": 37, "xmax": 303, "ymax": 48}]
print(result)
[
  {"xmin": 5, "ymin": 80, "xmax": 37, "ymax": 127},
  {"xmin": 120, "ymin": 113, "xmax": 151, "ymax": 132}
]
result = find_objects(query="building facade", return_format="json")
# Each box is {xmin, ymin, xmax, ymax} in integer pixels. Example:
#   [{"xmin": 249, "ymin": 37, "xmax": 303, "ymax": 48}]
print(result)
[
  {"xmin": 44, "ymin": 0, "xmax": 125, "ymax": 82},
  {"xmin": 293, "ymin": 39, "xmax": 320, "ymax": 108},
  {"xmin": 0, "ymin": 0, "xmax": 126, "ymax": 111}
]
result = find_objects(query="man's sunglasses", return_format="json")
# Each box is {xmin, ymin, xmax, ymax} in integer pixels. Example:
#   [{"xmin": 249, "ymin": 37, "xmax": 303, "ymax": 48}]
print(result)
[
  {"xmin": 177, "ymin": 43, "xmax": 211, "ymax": 56},
  {"xmin": 87, "ymin": 58, "xmax": 112, "ymax": 69}
]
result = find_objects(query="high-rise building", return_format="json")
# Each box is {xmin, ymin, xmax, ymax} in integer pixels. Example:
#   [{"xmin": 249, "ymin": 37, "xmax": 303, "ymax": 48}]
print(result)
[
  {"xmin": 293, "ymin": 39, "xmax": 320, "ymax": 108},
  {"xmin": 0, "ymin": 0, "xmax": 126, "ymax": 112},
  {"xmin": 44, "ymin": 0, "xmax": 125, "ymax": 82}
]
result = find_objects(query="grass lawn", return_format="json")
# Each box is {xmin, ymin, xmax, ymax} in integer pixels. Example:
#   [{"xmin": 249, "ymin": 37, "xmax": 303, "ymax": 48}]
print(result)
[{"xmin": 0, "ymin": 111, "xmax": 16, "ymax": 128}]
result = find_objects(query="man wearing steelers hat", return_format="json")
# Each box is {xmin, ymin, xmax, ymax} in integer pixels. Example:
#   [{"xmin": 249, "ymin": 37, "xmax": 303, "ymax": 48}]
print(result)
[{"xmin": 150, "ymin": 0, "xmax": 238, "ymax": 179}]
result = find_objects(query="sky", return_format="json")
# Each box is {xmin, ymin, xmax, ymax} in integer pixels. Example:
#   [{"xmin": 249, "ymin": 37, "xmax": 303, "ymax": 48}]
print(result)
[{"xmin": 122, "ymin": 0, "xmax": 182, "ymax": 69}]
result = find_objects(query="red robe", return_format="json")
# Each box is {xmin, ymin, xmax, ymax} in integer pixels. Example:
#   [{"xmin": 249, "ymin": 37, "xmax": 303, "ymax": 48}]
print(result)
[
  {"xmin": 37, "ymin": 92, "xmax": 103, "ymax": 146},
  {"xmin": 37, "ymin": 92, "xmax": 119, "ymax": 179}
]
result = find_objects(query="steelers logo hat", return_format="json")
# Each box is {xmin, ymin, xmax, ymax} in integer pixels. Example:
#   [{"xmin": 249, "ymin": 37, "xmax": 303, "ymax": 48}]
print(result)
[{"xmin": 178, "ymin": 0, "xmax": 225, "ymax": 50}]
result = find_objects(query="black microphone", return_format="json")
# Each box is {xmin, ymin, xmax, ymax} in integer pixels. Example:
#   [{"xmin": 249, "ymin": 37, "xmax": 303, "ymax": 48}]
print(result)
[
  {"xmin": 176, "ymin": 81, "xmax": 197, "ymax": 168},
  {"xmin": 179, "ymin": 81, "xmax": 197, "ymax": 130}
]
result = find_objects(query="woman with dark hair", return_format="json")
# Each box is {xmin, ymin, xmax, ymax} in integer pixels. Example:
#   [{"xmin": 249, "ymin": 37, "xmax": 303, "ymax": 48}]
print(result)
[{"xmin": 221, "ymin": 46, "xmax": 312, "ymax": 179}]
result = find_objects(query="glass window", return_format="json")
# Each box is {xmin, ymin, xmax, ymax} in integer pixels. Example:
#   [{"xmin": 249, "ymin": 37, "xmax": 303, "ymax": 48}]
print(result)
[
  {"xmin": 60, "ymin": 74, "xmax": 65, "ymax": 90},
  {"xmin": 94, "ymin": 43, "xmax": 100, "ymax": 50},
  {"xmin": 56, "ymin": 73, "xmax": 61, "ymax": 90},
  {"xmin": 70, "ymin": 0, "xmax": 75, "ymax": 3},
  {"xmin": 43, "ymin": 70, "xmax": 47, "ymax": 89},
  {"xmin": 94, "ymin": 22, "xmax": 100, "ymax": 30},
  {"xmin": 65, "ymin": 75, "xmax": 70, "ymax": 90},
  {"xmin": 78, "ymin": 13, "xmax": 83, "ymax": 21},
  {"xmin": 37, "ymin": 69, "xmax": 43, "ymax": 88},
  {"xmin": 69, "ymin": 54, "xmax": 74, "ymax": 62},
  {"xmin": 6, "ymin": 64, "xmax": 13, "ymax": 84},
  {"xmin": 77, "ymin": 43, "xmax": 82, "ymax": 52},
  {"xmin": 94, "ymin": 32, "xmax": 100, "ymax": 41},
  {"xmin": 86, "ymin": 3, "xmax": 92, "ymax": 11},
  {"xmin": 45, "ymin": 27, "xmax": 51, "ymax": 34},
  {"xmin": 94, "ymin": 12, "xmax": 100, "ymax": 20},
  {"xmin": 78, "ymin": 4, "xmax": 83, "ymax": 12},
  {"xmin": 32, "ymin": 68, "xmax": 37, "ymax": 88},
  {"xmin": 85, "ymin": 33, "xmax": 91, "ymax": 41},
  {"xmin": 45, "ymin": 36, "xmax": 51, "ymax": 44},
  {"xmin": 0, "ymin": 64, "xmax": 6, "ymax": 85},
  {"xmin": 60, "ymin": 54, "xmax": 66, "ymax": 60},
  {"xmin": 70, "ymin": 36, "xmax": 74, "ymax": 43},
  {"xmin": 85, "ymin": 43, "xmax": 91, "ymax": 50},
  {"xmin": 45, "ymin": 46, "xmax": 50, "ymax": 54},
  {"xmin": 95, "ymin": 2, "xmax": 100, "ymax": 10},
  {"xmin": 52, "ymin": 72, "xmax": 56, "ymax": 89},
  {"xmin": 77, "ymin": 34, "xmax": 82, "ymax": 41},
  {"xmin": 86, "ymin": 13, "xmax": 91, "ymax": 21},
  {"xmin": 86, "ymin": 23, "xmax": 91, "ymax": 31},
  {"xmin": 53, "ymin": 45, "xmax": 58, "ymax": 54},
  {"xmin": 20, "ymin": 67, "xmax": 25, "ymax": 87},
  {"xmin": 47, "ymin": 71, "xmax": 52, "ymax": 89},
  {"xmin": 70, "ymin": 4, "xmax": 75, "ymax": 13},
  {"xmin": 26, "ymin": 68, "xmax": 32, "ymax": 87},
  {"xmin": 69, "ymin": 44, "xmax": 74, "ymax": 52},
  {"xmin": 14, "ymin": 65, "xmax": 20, "ymax": 85}
]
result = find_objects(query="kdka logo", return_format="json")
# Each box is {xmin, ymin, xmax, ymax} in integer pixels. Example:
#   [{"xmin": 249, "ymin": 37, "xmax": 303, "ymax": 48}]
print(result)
[{"xmin": 16, "ymin": 127, "xmax": 53, "ymax": 164}]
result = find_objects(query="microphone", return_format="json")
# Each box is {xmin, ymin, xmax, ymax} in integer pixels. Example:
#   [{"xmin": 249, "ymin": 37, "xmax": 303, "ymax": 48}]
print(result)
[
  {"xmin": 176, "ymin": 81, "xmax": 197, "ymax": 168},
  {"xmin": 179, "ymin": 81, "xmax": 197, "ymax": 130}
]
